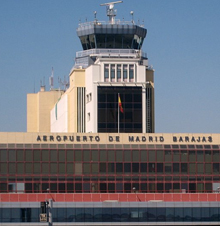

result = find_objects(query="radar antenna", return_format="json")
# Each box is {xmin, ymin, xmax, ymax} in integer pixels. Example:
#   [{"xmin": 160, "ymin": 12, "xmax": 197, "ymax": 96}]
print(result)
[{"xmin": 100, "ymin": 1, "xmax": 123, "ymax": 24}]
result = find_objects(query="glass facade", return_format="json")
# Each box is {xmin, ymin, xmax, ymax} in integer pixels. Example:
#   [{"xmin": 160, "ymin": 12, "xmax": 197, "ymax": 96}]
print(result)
[
  {"xmin": 117, "ymin": 64, "xmax": 121, "ymax": 81},
  {"xmin": 146, "ymin": 87, "xmax": 153, "ymax": 133},
  {"xmin": 129, "ymin": 65, "xmax": 134, "ymax": 82},
  {"xmin": 0, "ymin": 144, "xmax": 219, "ymax": 193},
  {"xmin": 104, "ymin": 64, "xmax": 109, "ymax": 81},
  {"xmin": 1, "ymin": 207, "xmax": 220, "ymax": 223},
  {"xmin": 98, "ymin": 86, "xmax": 142, "ymax": 133},
  {"xmin": 80, "ymin": 34, "xmax": 144, "ymax": 50},
  {"xmin": 0, "ymin": 208, "xmax": 37, "ymax": 223}
]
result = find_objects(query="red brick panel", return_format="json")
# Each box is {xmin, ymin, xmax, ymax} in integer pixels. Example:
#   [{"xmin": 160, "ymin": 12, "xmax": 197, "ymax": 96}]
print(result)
[{"xmin": 0, "ymin": 193, "xmax": 220, "ymax": 202}]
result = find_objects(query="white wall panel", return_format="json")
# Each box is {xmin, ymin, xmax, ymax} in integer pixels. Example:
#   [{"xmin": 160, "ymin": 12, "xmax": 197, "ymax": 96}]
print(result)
[{"xmin": 50, "ymin": 95, "xmax": 68, "ymax": 132}]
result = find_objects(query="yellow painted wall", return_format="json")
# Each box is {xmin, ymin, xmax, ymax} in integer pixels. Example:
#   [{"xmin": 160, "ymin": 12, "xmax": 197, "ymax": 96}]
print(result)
[
  {"xmin": 146, "ymin": 69, "xmax": 154, "ymax": 86},
  {"xmin": 27, "ymin": 89, "xmax": 63, "ymax": 132},
  {"xmin": 27, "ymin": 94, "xmax": 38, "ymax": 132}
]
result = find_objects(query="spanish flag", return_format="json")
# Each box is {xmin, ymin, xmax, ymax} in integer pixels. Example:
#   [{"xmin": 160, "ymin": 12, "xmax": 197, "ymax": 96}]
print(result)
[{"xmin": 118, "ymin": 94, "xmax": 123, "ymax": 113}]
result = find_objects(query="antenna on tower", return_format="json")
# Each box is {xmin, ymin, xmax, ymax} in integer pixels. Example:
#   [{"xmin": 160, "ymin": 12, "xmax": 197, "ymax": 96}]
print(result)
[
  {"xmin": 94, "ymin": 11, "xmax": 97, "ymax": 22},
  {"xmin": 58, "ymin": 76, "xmax": 69, "ymax": 91},
  {"xmin": 130, "ymin": 11, "xmax": 134, "ymax": 24},
  {"xmin": 100, "ymin": 1, "xmax": 123, "ymax": 24},
  {"xmin": 49, "ymin": 67, "xmax": 54, "ymax": 90},
  {"xmin": 40, "ymin": 77, "xmax": 46, "ymax": 92}
]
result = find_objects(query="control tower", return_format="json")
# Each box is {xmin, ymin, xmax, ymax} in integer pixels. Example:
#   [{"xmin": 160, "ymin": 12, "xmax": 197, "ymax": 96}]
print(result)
[
  {"xmin": 71, "ymin": 1, "xmax": 155, "ymax": 134},
  {"xmin": 47, "ymin": 1, "xmax": 155, "ymax": 134}
]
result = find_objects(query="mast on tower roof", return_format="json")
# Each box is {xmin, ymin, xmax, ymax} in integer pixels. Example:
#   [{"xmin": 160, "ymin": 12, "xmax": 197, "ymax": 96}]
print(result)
[
  {"xmin": 49, "ymin": 67, "xmax": 54, "ymax": 90},
  {"xmin": 100, "ymin": 1, "xmax": 123, "ymax": 24}
]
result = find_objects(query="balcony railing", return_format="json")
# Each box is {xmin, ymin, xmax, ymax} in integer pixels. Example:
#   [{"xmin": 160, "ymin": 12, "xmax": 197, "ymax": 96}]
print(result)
[
  {"xmin": 76, "ymin": 48, "xmax": 147, "ymax": 59},
  {"xmin": 78, "ymin": 19, "xmax": 144, "ymax": 28}
]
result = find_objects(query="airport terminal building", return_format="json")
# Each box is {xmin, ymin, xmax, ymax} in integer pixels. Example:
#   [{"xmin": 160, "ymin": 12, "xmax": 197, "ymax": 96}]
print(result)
[
  {"xmin": 1, "ymin": 2, "xmax": 220, "ymax": 225},
  {"xmin": 0, "ymin": 133, "xmax": 219, "ymax": 194},
  {"xmin": 1, "ymin": 132, "xmax": 220, "ymax": 225}
]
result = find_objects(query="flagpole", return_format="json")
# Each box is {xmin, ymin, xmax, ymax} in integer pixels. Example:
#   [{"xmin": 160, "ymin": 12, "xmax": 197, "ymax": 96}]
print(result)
[{"xmin": 118, "ymin": 93, "xmax": 119, "ymax": 133}]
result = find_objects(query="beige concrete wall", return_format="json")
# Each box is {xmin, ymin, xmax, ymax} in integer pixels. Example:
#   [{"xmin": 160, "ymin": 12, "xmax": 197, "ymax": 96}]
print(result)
[
  {"xmin": 0, "ymin": 132, "xmax": 218, "ymax": 145},
  {"xmin": 27, "ymin": 90, "xmax": 63, "ymax": 132},
  {"xmin": 68, "ymin": 69, "xmax": 85, "ymax": 132},
  {"xmin": 69, "ymin": 69, "xmax": 85, "ymax": 88},
  {"xmin": 27, "ymin": 93, "xmax": 38, "ymax": 132},
  {"xmin": 146, "ymin": 69, "xmax": 154, "ymax": 86}
]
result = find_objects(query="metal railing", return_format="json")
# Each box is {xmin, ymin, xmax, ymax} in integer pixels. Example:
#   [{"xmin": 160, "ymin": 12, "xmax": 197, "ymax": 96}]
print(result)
[
  {"xmin": 76, "ymin": 48, "xmax": 147, "ymax": 59},
  {"xmin": 78, "ymin": 19, "xmax": 144, "ymax": 28}
]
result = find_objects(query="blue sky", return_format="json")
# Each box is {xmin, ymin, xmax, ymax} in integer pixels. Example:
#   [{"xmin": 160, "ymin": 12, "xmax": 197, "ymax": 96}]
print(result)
[{"xmin": 0, "ymin": 0, "xmax": 220, "ymax": 133}]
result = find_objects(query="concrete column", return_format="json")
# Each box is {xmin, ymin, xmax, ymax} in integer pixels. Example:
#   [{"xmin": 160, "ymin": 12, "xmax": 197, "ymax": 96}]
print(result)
[{"xmin": 48, "ymin": 199, "xmax": 53, "ymax": 226}]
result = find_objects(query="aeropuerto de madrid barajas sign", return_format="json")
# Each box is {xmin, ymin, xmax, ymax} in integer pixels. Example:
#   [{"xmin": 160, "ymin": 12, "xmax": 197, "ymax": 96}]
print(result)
[{"xmin": 36, "ymin": 134, "xmax": 213, "ymax": 143}]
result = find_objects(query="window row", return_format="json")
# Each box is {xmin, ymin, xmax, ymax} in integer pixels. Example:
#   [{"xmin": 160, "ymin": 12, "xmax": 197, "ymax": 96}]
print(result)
[
  {"xmin": 0, "ymin": 181, "xmax": 214, "ymax": 193},
  {"xmin": 1, "ymin": 175, "xmax": 219, "ymax": 182},
  {"xmin": 2, "ymin": 149, "xmax": 220, "ymax": 162},
  {"xmin": 1, "ymin": 162, "xmax": 220, "ymax": 175},
  {"xmin": 104, "ymin": 64, "xmax": 135, "ymax": 82},
  {"xmin": 0, "ymin": 144, "xmax": 218, "ymax": 149}
]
